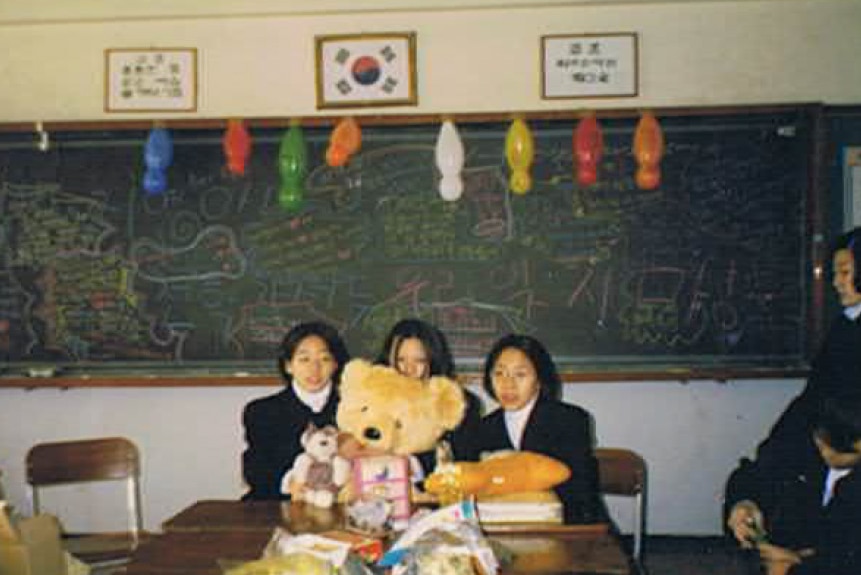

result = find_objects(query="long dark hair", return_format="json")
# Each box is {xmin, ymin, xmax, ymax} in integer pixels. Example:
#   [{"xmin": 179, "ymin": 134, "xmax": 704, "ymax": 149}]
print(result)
[
  {"xmin": 375, "ymin": 318, "xmax": 455, "ymax": 378},
  {"xmin": 482, "ymin": 334, "xmax": 561, "ymax": 401},
  {"xmin": 813, "ymin": 393, "xmax": 861, "ymax": 454},
  {"xmin": 277, "ymin": 321, "xmax": 350, "ymax": 386}
]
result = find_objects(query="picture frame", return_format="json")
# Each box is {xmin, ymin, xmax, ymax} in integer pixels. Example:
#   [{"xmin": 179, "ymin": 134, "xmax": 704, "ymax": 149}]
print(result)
[
  {"xmin": 315, "ymin": 32, "xmax": 417, "ymax": 109},
  {"xmin": 105, "ymin": 48, "xmax": 198, "ymax": 113},
  {"xmin": 541, "ymin": 33, "xmax": 638, "ymax": 99}
]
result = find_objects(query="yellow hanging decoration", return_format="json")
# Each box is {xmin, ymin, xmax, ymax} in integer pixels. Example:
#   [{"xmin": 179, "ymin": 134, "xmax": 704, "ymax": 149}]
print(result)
[{"xmin": 505, "ymin": 118, "xmax": 534, "ymax": 195}]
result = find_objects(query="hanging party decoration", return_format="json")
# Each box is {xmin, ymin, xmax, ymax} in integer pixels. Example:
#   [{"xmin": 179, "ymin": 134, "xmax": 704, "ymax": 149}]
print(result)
[
  {"xmin": 435, "ymin": 119, "xmax": 465, "ymax": 201},
  {"xmin": 326, "ymin": 117, "xmax": 362, "ymax": 167},
  {"xmin": 278, "ymin": 123, "xmax": 307, "ymax": 212},
  {"xmin": 573, "ymin": 114, "xmax": 603, "ymax": 186},
  {"xmin": 223, "ymin": 119, "xmax": 252, "ymax": 176},
  {"xmin": 143, "ymin": 126, "xmax": 173, "ymax": 195},
  {"xmin": 633, "ymin": 111, "xmax": 665, "ymax": 190},
  {"xmin": 505, "ymin": 118, "xmax": 535, "ymax": 195}
]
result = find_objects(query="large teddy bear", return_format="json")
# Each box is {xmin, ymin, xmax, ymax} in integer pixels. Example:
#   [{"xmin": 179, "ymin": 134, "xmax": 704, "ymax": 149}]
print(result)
[{"xmin": 336, "ymin": 358, "xmax": 467, "ymax": 458}]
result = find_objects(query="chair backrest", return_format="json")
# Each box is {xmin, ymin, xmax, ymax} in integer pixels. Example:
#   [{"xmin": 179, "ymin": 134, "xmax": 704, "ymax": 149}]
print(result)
[
  {"xmin": 26, "ymin": 437, "xmax": 143, "ymax": 539},
  {"xmin": 595, "ymin": 447, "xmax": 647, "ymax": 562}
]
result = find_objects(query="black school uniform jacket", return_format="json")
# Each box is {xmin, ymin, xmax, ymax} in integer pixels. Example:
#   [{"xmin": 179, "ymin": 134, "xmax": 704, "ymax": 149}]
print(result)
[
  {"xmin": 725, "ymin": 439, "xmax": 861, "ymax": 575},
  {"xmin": 744, "ymin": 313, "xmax": 861, "ymax": 474},
  {"xmin": 415, "ymin": 388, "xmax": 484, "ymax": 475},
  {"xmin": 241, "ymin": 384, "xmax": 339, "ymax": 501},
  {"xmin": 468, "ymin": 396, "xmax": 605, "ymax": 524}
]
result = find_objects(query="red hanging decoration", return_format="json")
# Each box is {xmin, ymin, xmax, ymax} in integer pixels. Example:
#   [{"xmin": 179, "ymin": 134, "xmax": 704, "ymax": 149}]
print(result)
[
  {"xmin": 223, "ymin": 119, "xmax": 252, "ymax": 176},
  {"xmin": 573, "ymin": 114, "xmax": 603, "ymax": 186},
  {"xmin": 633, "ymin": 111, "xmax": 664, "ymax": 190}
]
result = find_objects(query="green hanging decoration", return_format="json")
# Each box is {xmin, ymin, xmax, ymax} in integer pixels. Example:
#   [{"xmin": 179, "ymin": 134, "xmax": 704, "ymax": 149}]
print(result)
[{"xmin": 278, "ymin": 123, "xmax": 307, "ymax": 212}]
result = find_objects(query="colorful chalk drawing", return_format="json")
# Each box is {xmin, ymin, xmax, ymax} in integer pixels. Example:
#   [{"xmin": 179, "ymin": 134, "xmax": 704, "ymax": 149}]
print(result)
[{"xmin": 0, "ymin": 113, "xmax": 812, "ymax": 372}]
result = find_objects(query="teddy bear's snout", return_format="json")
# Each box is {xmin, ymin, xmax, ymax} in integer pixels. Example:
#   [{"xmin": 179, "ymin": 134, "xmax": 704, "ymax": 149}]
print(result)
[{"xmin": 363, "ymin": 427, "xmax": 382, "ymax": 441}]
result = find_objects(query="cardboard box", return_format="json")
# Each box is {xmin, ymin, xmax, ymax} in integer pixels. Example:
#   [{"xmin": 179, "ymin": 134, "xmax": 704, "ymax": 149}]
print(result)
[{"xmin": 0, "ymin": 503, "xmax": 67, "ymax": 575}]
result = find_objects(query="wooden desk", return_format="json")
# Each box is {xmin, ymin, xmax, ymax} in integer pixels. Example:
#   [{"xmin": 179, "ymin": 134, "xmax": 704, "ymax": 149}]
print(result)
[{"xmin": 128, "ymin": 500, "xmax": 631, "ymax": 575}]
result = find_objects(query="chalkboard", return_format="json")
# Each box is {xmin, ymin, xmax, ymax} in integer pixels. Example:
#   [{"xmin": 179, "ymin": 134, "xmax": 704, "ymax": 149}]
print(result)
[{"xmin": 0, "ymin": 108, "xmax": 816, "ymax": 376}]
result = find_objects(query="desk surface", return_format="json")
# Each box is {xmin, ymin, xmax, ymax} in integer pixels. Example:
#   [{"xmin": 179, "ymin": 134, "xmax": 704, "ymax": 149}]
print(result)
[{"xmin": 129, "ymin": 500, "xmax": 631, "ymax": 575}]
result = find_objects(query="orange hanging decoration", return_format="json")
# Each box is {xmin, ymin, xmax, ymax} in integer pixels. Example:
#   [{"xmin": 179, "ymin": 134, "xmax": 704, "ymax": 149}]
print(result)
[
  {"xmin": 223, "ymin": 119, "xmax": 252, "ymax": 176},
  {"xmin": 326, "ymin": 117, "xmax": 362, "ymax": 167},
  {"xmin": 633, "ymin": 111, "xmax": 664, "ymax": 190},
  {"xmin": 573, "ymin": 113, "xmax": 603, "ymax": 186}
]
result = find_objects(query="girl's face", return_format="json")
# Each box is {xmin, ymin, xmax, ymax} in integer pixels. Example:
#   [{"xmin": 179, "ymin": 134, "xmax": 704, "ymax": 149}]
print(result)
[
  {"xmin": 833, "ymin": 248, "xmax": 861, "ymax": 308},
  {"xmin": 285, "ymin": 335, "xmax": 336, "ymax": 393},
  {"xmin": 491, "ymin": 347, "xmax": 540, "ymax": 411},
  {"xmin": 394, "ymin": 337, "xmax": 430, "ymax": 380}
]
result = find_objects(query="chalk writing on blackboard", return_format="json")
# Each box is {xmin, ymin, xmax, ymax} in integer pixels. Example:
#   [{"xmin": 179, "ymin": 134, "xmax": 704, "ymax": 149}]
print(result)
[{"xmin": 0, "ymin": 110, "xmax": 813, "ymax": 374}]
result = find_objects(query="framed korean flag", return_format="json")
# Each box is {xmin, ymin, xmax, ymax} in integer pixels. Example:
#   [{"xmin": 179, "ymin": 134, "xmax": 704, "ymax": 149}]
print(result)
[{"xmin": 315, "ymin": 32, "xmax": 417, "ymax": 109}]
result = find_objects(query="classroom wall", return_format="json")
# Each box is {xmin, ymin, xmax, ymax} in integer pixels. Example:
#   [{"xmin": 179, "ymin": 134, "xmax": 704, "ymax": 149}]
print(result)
[
  {"xmin": 0, "ymin": 379, "xmax": 804, "ymax": 535},
  {"xmin": 0, "ymin": 0, "xmax": 852, "ymax": 535},
  {"xmin": 0, "ymin": 0, "xmax": 860, "ymax": 122}
]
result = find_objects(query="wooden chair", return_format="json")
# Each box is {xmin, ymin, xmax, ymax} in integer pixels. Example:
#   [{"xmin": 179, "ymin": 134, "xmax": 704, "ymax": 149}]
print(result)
[
  {"xmin": 25, "ymin": 437, "xmax": 145, "ymax": 570},
  {"xmin": 595, "ymin": 447, "xmax": 647, "ymax": 562}
]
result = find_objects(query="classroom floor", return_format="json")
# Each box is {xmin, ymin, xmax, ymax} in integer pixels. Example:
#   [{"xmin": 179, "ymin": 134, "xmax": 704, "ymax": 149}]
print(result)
[{"xmin": 635, "ymin": 536, "xmax": 750, "ymax": 575}]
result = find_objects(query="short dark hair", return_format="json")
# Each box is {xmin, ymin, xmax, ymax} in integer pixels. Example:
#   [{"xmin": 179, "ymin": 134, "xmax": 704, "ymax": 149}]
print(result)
[
  {"xmin": 375, "ymin": 318, "xmax": 455, "ymax": 378},
  {"xmin": 813, "ymin": 394, "xmax": 861, "ymax": 454},
  {"xmin": 482, "ymin": 334, "xmax": 561, "ymax": 401},
  {"xmin": 277, "ymin": 321, "xmax": 350, "ymax": 386},
  {"xmin": 831, "ymin": 226, "xmax": 861, "ymax": 293}
]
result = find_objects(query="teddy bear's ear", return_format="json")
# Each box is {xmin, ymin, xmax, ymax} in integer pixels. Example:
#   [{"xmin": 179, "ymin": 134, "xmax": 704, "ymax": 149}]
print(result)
[
  {"xmin": 339, "ymin": 358, "xmax": 373, "ymax": 398},
  {"xmin": 301, "ymin": 422, "xmax": 317, "ymax": 446},
  {"xmin": 427, "ymin": 376, "xmax": 467, "ymax": 431}
]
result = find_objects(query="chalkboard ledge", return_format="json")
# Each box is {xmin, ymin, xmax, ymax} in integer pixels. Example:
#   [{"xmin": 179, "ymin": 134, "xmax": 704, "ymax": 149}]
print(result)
[{"xmin": 0, "ymin": 365, "xmax": 810, "ymax": 389}]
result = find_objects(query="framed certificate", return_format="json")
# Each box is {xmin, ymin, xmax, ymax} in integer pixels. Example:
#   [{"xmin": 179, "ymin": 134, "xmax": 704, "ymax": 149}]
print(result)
[
  {"xmin": 105, "ymin": 48, "xmax": 198, "ymax": 112},
  {"xmin": 541, "ymin": 33, "xmax": 638, "ymax": 99},
  {"xmin": 315, "ymin": 32, "xmax": 417, "ymax": 109}
]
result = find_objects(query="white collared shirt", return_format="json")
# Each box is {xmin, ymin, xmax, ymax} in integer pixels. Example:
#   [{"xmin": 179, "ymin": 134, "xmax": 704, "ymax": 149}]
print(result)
[
  {"xmin": 844, "ymin": 302, "xmax": 861, "ymax": 321},
  {"xmin": 503, "ymin": 395, "xmax": 538, "ymax": 450},
  {"xmin": 293, "ymin": 381, "xmax": 333, "ymax": 413},
  {"xmin": 822, "ymin": 467, "xmax": 852, "ymax": 506}
]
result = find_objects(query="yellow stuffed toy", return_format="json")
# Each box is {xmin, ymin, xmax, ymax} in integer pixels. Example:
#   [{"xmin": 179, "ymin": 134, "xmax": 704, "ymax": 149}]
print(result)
[
  {"xmin": 424, "ymin": 451, "xmax": 571, "ymax": 497},
  {"xmin": 336, "ymin": 359, "xmax": 466, "ymax": 457}
]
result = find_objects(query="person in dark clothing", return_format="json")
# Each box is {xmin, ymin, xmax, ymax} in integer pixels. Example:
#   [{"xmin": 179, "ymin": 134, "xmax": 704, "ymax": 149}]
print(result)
[
  {"xmin": 465, "ymin": 333, "xmax": 605, "ymax": 524},
  {"xmin": 725, "ymin": 394, "xmax": 861, "ymax": 575},
  {"xmin": 375, "ymin": 318, "xmax": 483, "ymax": 473},
  {"xmin": 241, "ymin": 321, "xmax": 350, "ymax": 501},
  {"xmin": 726, "ymin": 227, "xmax": 861, "ymax": 508}
]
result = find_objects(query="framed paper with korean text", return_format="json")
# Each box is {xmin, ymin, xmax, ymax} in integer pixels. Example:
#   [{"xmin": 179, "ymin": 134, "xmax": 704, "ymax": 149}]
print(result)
[
  {"xmin": 541, "ymin": 33, "xmax": 638, "ymax": 99},
  {"xmin": 315, "ymin": 33, "xmax": 417, "ymax": 109},
  {"xmin": 105, "ymin": 48, "xmax": 198, "ymax": 112}
]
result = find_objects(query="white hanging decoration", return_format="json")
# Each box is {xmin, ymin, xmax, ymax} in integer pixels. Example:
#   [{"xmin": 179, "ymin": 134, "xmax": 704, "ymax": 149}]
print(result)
[{"xmin": 435, "ymin": 119, "xmax": 465, "ymax": 201}]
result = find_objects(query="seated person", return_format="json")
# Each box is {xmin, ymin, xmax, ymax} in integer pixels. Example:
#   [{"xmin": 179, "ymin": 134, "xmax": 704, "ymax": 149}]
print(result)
[
  {"xmin": 725, "ymin": 393, "xmax": 861, "ymax": 575},
  {"xmin": 464, "ymin": 333, "xmax": 605, "ymax": 524},
  {"xmin": 241, "ymin": 321, "xmax": 350, "ymax": 500},
  {"xmin": 375, "ymin": 318, "xmax": 483, "ymax": 473},
  {"xmin": 740, "ymin": 228, "xmax": 861, "ymax": 484}
]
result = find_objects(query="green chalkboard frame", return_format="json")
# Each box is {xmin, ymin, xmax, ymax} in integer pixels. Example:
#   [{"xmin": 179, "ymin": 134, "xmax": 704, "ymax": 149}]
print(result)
[{"xmin": 0, "ymin": 104, "xmax": 828, "ymax": 387}]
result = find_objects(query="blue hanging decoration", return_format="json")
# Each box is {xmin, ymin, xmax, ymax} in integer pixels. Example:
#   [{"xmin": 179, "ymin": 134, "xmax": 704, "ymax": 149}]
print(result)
[
  {"xmin": 143, "ymin": 127, "xmax": 174, "ymax": 195},
  {"xmin": 278, "ymin": 123, "xmax": 307, "ymax": 212}
]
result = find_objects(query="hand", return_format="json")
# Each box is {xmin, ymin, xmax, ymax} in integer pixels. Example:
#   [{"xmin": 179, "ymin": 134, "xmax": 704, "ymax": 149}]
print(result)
[
  {"xmin": 288, "ymin": 479, "xmax": 307, "ymax": 501},
  {"xmin": 759, "ymin": 543, "xmax": 802, "ymax": 575},
  {"xmin": 727, "ymin": 500, "xmax": 765, "ymax": 548}
]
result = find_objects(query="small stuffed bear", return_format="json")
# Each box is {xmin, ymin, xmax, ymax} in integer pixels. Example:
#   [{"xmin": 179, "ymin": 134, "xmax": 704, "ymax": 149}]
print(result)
[{"xmin": 290, "ymin": 423, "xmax": 351, "ymax": 508}]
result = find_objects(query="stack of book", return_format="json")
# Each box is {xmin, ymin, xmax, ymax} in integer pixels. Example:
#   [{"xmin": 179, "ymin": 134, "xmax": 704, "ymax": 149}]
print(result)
[{"xmin": 475, "ymin": 491, "xmax": 563, "ymax": 525}]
